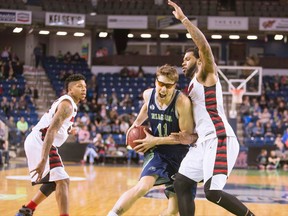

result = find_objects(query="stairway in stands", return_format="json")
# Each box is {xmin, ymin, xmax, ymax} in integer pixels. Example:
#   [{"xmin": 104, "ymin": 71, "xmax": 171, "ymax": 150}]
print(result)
[{"xmin": 23, "ymin": 66, "xmax": 56, "ymax": 117}]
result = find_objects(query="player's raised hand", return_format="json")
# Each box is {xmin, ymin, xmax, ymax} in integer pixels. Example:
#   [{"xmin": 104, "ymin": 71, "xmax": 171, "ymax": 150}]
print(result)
[{"xmin": 168, "ymin": 0, "xmax": 186, "ymax": 21}]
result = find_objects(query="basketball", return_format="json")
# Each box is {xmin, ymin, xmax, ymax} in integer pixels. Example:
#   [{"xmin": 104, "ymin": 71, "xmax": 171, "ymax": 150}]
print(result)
[{"xmin": 127, "ymin": 126, "xmax": 151, "ymax": 148}]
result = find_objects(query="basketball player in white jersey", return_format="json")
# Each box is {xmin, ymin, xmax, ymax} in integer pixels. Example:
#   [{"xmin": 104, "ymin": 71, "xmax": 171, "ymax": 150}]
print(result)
[
  {"xmin": 168, "ymin": 1, "xmax": 255, "ymax": 215},
  {"xmin": 16, "ymin": 74, "xmax": 86, "ymax": 216}
]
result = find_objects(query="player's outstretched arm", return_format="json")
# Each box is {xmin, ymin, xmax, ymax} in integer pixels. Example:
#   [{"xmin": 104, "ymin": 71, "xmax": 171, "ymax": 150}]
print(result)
[{"xmin": 168, "ymin": 0, "xmax": 216, "ymax": 74}]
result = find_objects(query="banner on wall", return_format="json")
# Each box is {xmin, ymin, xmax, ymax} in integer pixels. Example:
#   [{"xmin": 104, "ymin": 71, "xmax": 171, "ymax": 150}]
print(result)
[
  {"xmin": 208, "ymin": 17, "xmax": 248, "ymax": 30},
  {"xmin": 107, "ymin": 16, "xmax": 148, "ymax": 29},
  {"xmin": 157, "ymin": 16, "xmax": 197, "ymax": 29},
  {"xmin": 0, "ymin": 10, "xmax": 31, "ymax": 24},
  {"xmin": 259, "ymin": 18, "xmax": 288, "ymax": 31},
  {"xmin": 45, "ymin": 12, "xmax": 85, "ymax": 28}
]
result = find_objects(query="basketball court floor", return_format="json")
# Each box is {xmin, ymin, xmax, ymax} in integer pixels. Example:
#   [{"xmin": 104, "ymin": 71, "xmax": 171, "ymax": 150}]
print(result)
[{"xmin": 1, "ymin": 158, "xmax": 288, "ymax": 216}]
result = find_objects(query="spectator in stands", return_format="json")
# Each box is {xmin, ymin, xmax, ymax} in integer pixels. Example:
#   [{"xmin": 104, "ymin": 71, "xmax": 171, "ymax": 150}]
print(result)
[
  {"xmin": 16, "ymin": 116, "xmax": 29, "ymax": 136},
  {"xmin": 63, "ymin": 51, "xmax": 72, "ymax": 63},
  {"xmin": 18, "ymin": 95, "xmax": 28, "ymax": 111},
  {"xmin": 252, "ymin": 120, "xmax": 264, "ymax": 137},
  {"xmin": 102, "ymin": 119, "xmax": 112, "ymax": 134},
  {"xmin": 105, "ymin": 134, "xmax": 118, "ymax": 156},
  {"xmin": 57, "ymin": 50, "xmax": 63, "ymax": 61},
  {"xmin": 245, "ymin": 122, "xmax": 254, "ymax": 138},
  {"xmin": 98, "ymin": 105, "xmax": 107, "ymax": 120},
  {"xmin": 88, "ymin": 98, "xmax": 98, "ymax": 113},
  {"xmin": 119, "ymin": 93, "xmax": 133, "ymax": 107},
  {"xmin": 108, "ymin": 107, "xmax": 119, "ymax": 122},
  {"xmin": 250, "ymin": 100, "xmax": 261, "ymax": 121},
  {"xmin": 259, "ymin": 107, "xmax": 271, "ymax": 125},
  {"xmin": 78, "ymin": 125, "xmax": 91, "ymax": 143},
  {"xmin": 79, "ymin": 99, "xmax": 91, "ymax": 113},
  {"xmin": 266, "ymin": 150, "xmax": 280, "ymax": 170},
  {"xmin": 31, "ymin": 86, "xmax": 39, "ymax": 105},
  {"xmin": 239, "ymin": 96, "xmax": 251, "ymax": 116},
  {"xmin": 127, "ymin": 145, "xmax": 144, "ymax": 165},
  {"xmin": 137, "ymin": 66, "xmax": 145, "ymax": 77},
  {"xmin": 1, "ymin": 46, "xmax": 10, "ymax": 62},
  {"xmin": 281, "ymin": 128, "xmax": 288, "ymax": 148},
  {"xmin": 274, "ymin": 121, "xmax": 285, "ymax": 136},
  {"xmin": 264, "ymin": 122, "xmax": 274, "ymax": 138},
  {"xmin": 80, "ymin": 112, "xmax": 91, "ymax": 126},
  {"xmin": 23, "ymin": 84, "xmax": 32, "ymax": 97},
  {"xmin": 93, "ymin": 133, "xmax": 106, "ymax": 164},
  {"xmin": 256, "ymin": 149, "xmax": 268, "ymax": 170},
  {"xmin": 89, "ymin": 124, "xmax": 97, "ymax": 139},
  {"xmin": 0, "ymin": 96, "xmax": 10, "ymax": 115},
  {"xmin": 33, "ymin": 43, "xmax": 43, "ymax": 69},
  {"xmin": 258, "ymin": 95, "xmax": 267, "ymax": 110},
  {"xmin": 97, "ymin": 93, "xmax": 107, "ymax": 106},
  {"xmin": 277, "ymin": 100, "xmax": 286, "ymax": 115},
  {"xmin": 0, "ymin": 139, "xmax": 9, "ymax": 166},
  {"xmin": 111, "ymin": 119, "xmax": 121, "ymax": 134},
  {"xmin": 9, "ymin": 83, "xmax": 20, "ymax": 97},
  {"xmin": 82, "ymin": 140, "xmax": 99, "ymax": 165},
  {"xmin": 119, "ymin": 119, "xmax": 129, "ymax": 134},
  {"xmin": 72, "ymin": 52, "xmax": 81, "ymax": 63},
  {"xmin": 108, "ymin": 92, "xmax": 119, "ymax": 107}
]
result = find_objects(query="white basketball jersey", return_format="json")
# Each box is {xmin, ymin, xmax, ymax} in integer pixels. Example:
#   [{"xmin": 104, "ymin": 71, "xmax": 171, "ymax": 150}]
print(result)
[
  {"xmin": 188, "ymin": 76, "xmax": 236, "ymax": 143},
  {"xmin": 33, "ymin": 95, "xmax": 78, "ymax": 147}
]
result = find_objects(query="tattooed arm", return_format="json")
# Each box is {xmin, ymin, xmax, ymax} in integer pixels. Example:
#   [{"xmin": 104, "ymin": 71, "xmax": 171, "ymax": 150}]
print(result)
[
  {"xmin": 168, "ymin": 0, "xmax": 217, "ymax": 80},
  {"xmin": 31, "ymin": 99, "xmax": 73, "ymax": 182}
]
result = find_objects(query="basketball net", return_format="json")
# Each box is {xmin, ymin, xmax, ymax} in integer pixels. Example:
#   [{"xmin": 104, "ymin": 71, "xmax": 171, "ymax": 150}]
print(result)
[
  {"xmin": 229, "ymin": 88, "xmax": 245, "ymax": 118},
  {"xmin": 231, "ymin": 88, "xmax": 245, "ymax": 104}
]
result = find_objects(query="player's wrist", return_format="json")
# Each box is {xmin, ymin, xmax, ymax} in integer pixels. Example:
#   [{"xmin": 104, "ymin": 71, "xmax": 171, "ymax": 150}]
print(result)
[{"xmin": 181, "ymin": 16, "xmax": 188, "ymax": 23}]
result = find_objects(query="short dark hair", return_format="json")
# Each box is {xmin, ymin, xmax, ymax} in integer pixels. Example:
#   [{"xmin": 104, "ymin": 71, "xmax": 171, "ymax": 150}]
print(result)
[
  {"xmin": 186, "ymin": 45, "xmax": 199, "ymax": 59},
  {"xmin": 65, "ymin": 74, "xmax": 86, "ymax": 91}
]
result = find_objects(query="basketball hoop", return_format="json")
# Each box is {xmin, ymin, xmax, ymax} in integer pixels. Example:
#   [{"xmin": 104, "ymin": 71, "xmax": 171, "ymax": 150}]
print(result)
[{"xmin": 231, "ymin": 89, "xmax": 245, "ymax": 104}]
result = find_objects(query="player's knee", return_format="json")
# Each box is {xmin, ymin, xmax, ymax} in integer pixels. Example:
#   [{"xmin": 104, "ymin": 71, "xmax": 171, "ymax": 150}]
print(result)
[
  {"xmin": 134, "ymin": 182, "xmax": 151, "ymax": 197},
  {"xmin": 204, "ymin": 189, "xmax": 222, "ymax": 203},
  {"xmin": 174, "ymin": 173, "xmax": 197, "ymax": 198},
  {"xmin": 40, "ymin": 182, "xmax": 56, "ymax": 197},
  {"xmin": 56, "ymin": 178, "xmax": 70, "ymax": 188},
  {"xmin": 204, "ymin": 179, "xmax": 222, "ymax": 203}
]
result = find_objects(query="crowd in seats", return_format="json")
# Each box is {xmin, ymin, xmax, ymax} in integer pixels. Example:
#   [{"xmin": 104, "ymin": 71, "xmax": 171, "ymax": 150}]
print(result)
[
  {"xmin": 0, "ymin": 46, "xmax": 38, "ymax": 150},
  {"xmin": 240, "ymin": 74, "xmax": 288, "ymax": 168}
]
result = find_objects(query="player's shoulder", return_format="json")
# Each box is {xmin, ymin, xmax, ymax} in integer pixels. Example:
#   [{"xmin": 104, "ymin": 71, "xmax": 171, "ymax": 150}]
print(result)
[
  {"xmin": 176, "ymin": 91, "xmax": 191, "ymax": 106},
  {"xmin": 143, "ymin": 88, "xmax": 154, "ymax": 99}
]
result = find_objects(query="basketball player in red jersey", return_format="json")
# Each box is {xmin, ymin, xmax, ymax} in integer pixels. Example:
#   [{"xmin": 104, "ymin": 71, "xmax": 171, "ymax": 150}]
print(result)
[
  {"xmin": 16, "ymin": 74, "xmax": 86, "ymax": 216},
  {"xmin": 168, "ymin": 1, "xmax": 255, "ymax": 215}
]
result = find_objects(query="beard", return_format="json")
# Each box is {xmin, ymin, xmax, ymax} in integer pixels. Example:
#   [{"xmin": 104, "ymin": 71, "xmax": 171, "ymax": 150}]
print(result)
[{"xmin": 184, "ymin": 63, "xmax": 197, "ymax": 79}]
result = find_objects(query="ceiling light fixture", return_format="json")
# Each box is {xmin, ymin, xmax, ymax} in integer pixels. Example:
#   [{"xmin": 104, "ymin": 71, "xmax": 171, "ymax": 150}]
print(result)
[
  {"xmin": 229, "ymin": 35, "xmax": 240, "ymax": 40},
  {"xmin": 128, "ymin": 33, "xmax": 134, "ymax": 38},
  {"xmin": 140, "ymin": 34, "xmax": 151, "ymax": 38},
  {"xmin": 160, "ymin": 34, "xmax": 169, "ymax": 38},
  {"xmin": 99, "ymin": 32, "xmax": 108, "ymax": 37},
  {"xmin": 74, "ymin": 32, "xmax": 85, "ymax": 37},
  {"xmin": 247, "ymin": 35, "xmax": 257, "ymax": 40},
  {"xmin": 274, "ymin": 34, "xmax": 283, "ymax": 40},
  {"xmin": 13, "ymin": 27, "xmax": 23, "ymax": 33},
  {"xmin": 39, "ymin": 30, "xmax": 50, "ymax": 35},
  {"xmin": 56, "ymin": 31, "xmax": 67, "ymax": 36},
  {"xmin": 211, "ymin": 35, "xmax": 222, "ymax": 39}
]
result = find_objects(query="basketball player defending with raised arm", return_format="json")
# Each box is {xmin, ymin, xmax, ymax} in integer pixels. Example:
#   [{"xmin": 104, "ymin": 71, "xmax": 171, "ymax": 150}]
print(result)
[
  {"xmin": 108, "ymin": 64, "xmax": 197, "ymax": 216},
  {"xmin": 168, "ymin": 1, "xmax": 255, "ymax": 216},
  {"xmin": 16, "ymin": 74, "xmax": 87, "ymax": 216}
]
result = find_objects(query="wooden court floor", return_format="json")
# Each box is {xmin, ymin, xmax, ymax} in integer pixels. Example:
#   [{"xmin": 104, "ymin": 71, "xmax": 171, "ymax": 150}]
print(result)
[{"xmin": 1, "ymin": 159, "xmax": 288, "ymax": 216}]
